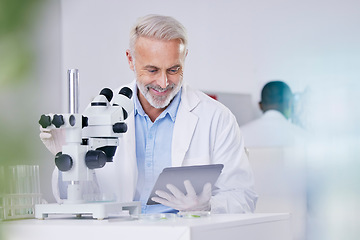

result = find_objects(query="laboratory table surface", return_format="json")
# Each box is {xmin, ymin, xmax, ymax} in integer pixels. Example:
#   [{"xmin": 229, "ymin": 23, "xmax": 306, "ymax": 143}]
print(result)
[{"xmin": 1, "ymin": 213, "xmax": 292, "ymax": 240}]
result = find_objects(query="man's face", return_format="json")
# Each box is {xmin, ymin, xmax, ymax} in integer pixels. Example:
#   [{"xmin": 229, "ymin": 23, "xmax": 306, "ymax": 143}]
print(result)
[{"xmin": 127, "ymin": 37, "xmax": 187, "ymax": 109}]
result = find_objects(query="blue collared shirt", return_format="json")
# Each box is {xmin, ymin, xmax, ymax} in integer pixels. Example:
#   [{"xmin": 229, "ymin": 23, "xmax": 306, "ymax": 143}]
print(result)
[{"xmin": 133, "ymin": 88, "xmax": 182, "ymax": 213}]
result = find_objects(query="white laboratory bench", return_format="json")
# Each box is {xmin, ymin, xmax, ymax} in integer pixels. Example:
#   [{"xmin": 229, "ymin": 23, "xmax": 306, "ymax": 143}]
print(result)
[{"xmin": 2, "ymin": 213, "xmax": 292, "ymax": 240}]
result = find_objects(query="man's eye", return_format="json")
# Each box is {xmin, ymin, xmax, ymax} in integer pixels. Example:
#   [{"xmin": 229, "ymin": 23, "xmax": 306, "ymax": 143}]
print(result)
[
  {"xmin": 148, "ymin": 69, "xmax": 158, "ymax": 73},
  {"xmin": 167, "ymin": 67, "xmax": 180, "ymax": 74}
]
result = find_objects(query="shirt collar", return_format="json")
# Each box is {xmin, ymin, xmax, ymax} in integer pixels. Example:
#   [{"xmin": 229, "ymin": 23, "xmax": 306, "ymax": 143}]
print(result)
[{"xmin": 134, "ymin": 87, "xmax": 182, "ymax": 122}]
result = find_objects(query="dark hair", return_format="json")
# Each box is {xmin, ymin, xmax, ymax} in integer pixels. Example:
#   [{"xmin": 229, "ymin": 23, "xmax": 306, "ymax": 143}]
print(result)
[{"xmin": 261, "ymin": 81, "xmax": 293, "ymax": 106}]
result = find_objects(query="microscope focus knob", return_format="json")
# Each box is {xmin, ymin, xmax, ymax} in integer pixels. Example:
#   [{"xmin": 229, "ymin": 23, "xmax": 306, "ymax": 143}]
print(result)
[
  {"xmin": 113, "ymin": 122, "xmax": 128, "ymax": 133},
  {"xmin": 52, "ymin": 114, "xmax": 65, "ymax": 128},
  {"xmin": 55, "ymin": 153, "xmax": 73, "ymax": 172},
  {"xmin": 82, "ymin": 116, "xmax": 88, "ymax": 128},
  {"xmin": 85, "ymin": 150, "xmax": 107, "ymax": 169},
  {"xmin": 39, "ymin": 114, "xmax": 52, "ymax": 128}
]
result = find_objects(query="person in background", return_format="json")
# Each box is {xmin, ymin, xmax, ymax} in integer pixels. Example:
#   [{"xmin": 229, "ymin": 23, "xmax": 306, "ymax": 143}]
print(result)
[
  {"xmin": 240, "ymin": 81, "xmax": 306, "ymax": 148},
  {"xmin": 40, "ymin": 14, "xmax": 257, "ymax": 214}
]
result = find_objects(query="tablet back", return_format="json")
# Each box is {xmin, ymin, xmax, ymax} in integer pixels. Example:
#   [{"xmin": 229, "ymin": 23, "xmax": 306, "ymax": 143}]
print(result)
[{"xmin": 147, "ymin": 164, "xmax": 224, "ymax": 205}]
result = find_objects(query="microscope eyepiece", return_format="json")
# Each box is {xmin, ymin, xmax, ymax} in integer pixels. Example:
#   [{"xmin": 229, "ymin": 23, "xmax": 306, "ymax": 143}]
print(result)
[
  {"xmin": 100, "ymin": 88, "xmax": 113, "ymax": 102},
  {"xmin": 119, "ymin": 87, "xmax": 133, "ymax": 99}
]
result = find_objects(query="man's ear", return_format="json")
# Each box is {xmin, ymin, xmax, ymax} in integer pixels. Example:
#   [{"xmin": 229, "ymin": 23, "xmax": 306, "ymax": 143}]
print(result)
[
  {"xmin": 126, "ymin": 49, "xmax": 135, "ymax": 71},
  {"xmin": 259, "ymin": 102, "xmax": 264, "ymax": 112}
]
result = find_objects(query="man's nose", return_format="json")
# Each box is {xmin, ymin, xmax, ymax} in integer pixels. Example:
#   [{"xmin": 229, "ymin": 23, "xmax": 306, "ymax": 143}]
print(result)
[{"xmin": 155, "ymin": 71, "xmax": 169, "ymax": 89}]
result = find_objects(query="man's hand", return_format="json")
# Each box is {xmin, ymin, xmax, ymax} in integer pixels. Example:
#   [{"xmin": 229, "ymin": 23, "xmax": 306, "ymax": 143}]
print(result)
[
  {"xmin": 39, "ymin": 126, "xmax": 65, "ymax": 155},
  {"xmin": 151, "ymin": 180, "xmax": 212, "ymax": 212}
]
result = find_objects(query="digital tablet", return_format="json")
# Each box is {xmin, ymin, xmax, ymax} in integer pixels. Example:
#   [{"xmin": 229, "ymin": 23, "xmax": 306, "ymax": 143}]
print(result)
[{"xmin": 147, "ymin": 164, "xmax": 224, "ymax": 205}]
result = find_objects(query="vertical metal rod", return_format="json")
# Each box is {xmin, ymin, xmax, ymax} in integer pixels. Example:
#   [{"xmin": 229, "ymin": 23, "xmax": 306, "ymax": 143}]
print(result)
[
  {"xmin": 67, "ymin": 69, "xmax": 79, "ymax": 186},
  {"xmin": 68, "ymin": 69, "xmax": 79, "ymax": 114}
]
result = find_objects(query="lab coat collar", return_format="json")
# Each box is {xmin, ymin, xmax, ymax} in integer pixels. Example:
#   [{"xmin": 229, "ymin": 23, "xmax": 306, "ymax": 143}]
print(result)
[
  {"xmin": 178, "ymin": 81, "xmax": 200, "ymax": 112},
  {"xmin": 171, "ymin": 82, "xmax": 200, "ymax": 167}
]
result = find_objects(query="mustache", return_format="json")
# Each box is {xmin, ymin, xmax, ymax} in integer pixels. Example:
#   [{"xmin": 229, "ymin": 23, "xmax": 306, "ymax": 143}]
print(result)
[{"xmin": 146, "ymin": 83, "xmax": 175, "ymax": 92}]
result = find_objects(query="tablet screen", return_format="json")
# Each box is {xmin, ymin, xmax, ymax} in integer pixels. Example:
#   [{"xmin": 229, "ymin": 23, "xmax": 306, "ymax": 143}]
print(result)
[{"xmin": 147, "ymin": 164, "xmax": 224, "ymax": 205}]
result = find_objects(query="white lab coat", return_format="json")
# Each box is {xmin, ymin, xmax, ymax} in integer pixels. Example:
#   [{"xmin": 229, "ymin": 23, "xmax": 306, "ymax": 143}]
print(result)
[
  {"xmin": 53, "ymin": 81, "xmax": 257, "ymax": 213},
  {"xmin": 240, "ymin": 110, "xmax": 307, "ymax": 148}
]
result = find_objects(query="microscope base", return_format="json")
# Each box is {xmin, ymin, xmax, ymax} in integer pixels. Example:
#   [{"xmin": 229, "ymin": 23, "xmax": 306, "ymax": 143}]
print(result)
[{"xmin": 35, "ymin": 201, "xmax": 140, "ymax": 220}]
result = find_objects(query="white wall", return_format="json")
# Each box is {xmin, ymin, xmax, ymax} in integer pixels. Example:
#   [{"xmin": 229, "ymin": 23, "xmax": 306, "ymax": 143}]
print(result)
[
  {"xmin": 60, "ymin": 0, "xmax": 360, "ymax": 114},
  {"xmin": 34, "ymin": 1, "xmax": 62, "ymax": 203}
]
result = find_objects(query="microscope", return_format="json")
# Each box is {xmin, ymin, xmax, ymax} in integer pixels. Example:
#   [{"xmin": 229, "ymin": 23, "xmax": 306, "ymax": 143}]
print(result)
[{"xmin": 35, "ymin": 69, "xmax": 140, "ymax": 219}]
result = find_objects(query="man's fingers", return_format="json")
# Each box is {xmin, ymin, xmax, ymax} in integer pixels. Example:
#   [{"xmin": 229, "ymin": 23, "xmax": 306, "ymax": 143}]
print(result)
[
  {"xmin": 203, "ymin": 182, "xmax": 212, "ymax": 194},
  {"xmin": 151, "ymin": 197, "xmax": 179, "ymax": 209},
  {"xmin": 200, "ymin": 182, "xmax": 212, "ymax": 201},
  {"xmin": 166, "ymin": 184, "xmax": 185, "ymax": 199},
  {"xmin": 155, "ymin": 190, "xmax": 174, "ymax": 201},
  {"xmin": 151, "ymin": 196, "xmax": 168, "ymax": 205},
  {"xmin": 193, "ymin": 183, "xmax": 212, "ymax": 211},
  {"xmin": 40, "ymin": 132, "xmax": 52, "ymax": 139},
  {"xmin": 184, "ymin": 180, "xmax": 196, "ymax": 197}
]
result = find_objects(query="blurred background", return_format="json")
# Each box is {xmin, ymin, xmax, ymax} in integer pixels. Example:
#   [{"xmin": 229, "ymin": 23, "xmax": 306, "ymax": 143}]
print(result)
[{"xmin": 1, "ymin": 0, "xmax": 359, "ymax": 239}]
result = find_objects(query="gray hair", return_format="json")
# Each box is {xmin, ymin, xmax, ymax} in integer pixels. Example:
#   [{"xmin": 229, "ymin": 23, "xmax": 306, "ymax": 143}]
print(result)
[{"xmin": 129, "ymin": 14, "xmax": 188, "ymax": 55}]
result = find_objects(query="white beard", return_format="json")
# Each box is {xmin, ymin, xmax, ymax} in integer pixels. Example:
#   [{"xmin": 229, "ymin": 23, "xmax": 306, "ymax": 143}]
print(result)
[{"xmin": 136, "ymin": 79, "xmax": 182, "ymax": 109}]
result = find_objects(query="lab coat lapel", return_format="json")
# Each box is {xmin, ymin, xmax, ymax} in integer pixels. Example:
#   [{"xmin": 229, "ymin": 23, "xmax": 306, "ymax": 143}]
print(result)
[{"xmin": 171, "ymin": 83, "xmax": 199, "ymax": 167}]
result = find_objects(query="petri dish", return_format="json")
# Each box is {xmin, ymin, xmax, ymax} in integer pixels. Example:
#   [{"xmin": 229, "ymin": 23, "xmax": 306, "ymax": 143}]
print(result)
[
  {"xmin": 177, "ymin": 211, "xmax": 211, "ymax": 218},
  {"xmin": 138, "ymin": 213, "xmax": 177, "ymax": 221}
]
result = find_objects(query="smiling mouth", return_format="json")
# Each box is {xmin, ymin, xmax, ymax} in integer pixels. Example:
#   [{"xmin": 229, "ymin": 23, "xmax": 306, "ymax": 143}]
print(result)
[
  {"xmin": 148, "ymin": 85, "xmax": 173, "ymax": 96},
  {"xmin": 151, "ymin": 88, "xmax": 169, "ymax": 96}
]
